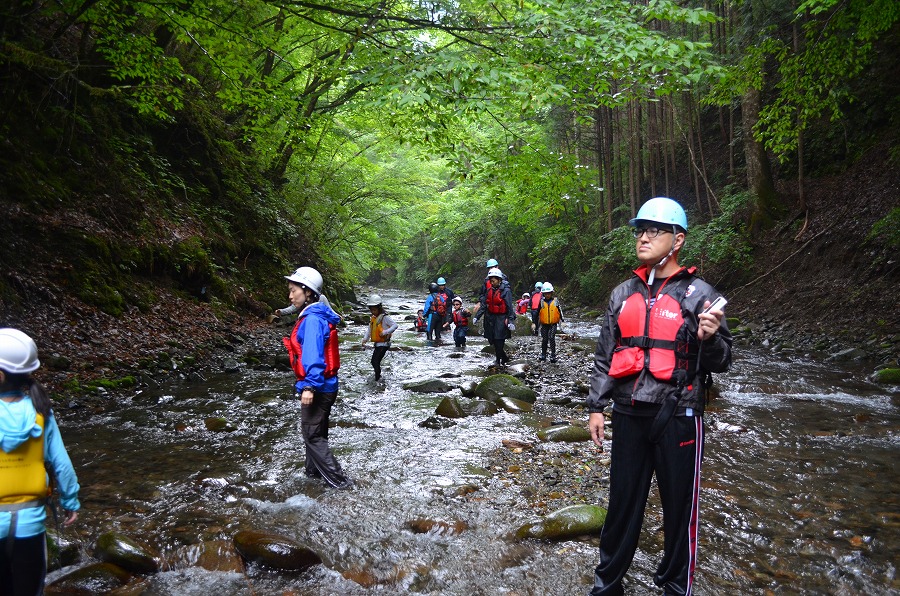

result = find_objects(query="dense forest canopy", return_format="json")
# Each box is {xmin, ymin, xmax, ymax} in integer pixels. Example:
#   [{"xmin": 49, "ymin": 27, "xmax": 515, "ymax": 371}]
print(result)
[{"xmin": 1, "ymin": 0, "xmax": 898, "ymax": 316}]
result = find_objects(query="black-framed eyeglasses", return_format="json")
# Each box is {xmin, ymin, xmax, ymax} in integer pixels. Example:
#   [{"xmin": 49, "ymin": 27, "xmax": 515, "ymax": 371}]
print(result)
[{"xmin": 632, "ymin": 226, "xmax": 673, "ymax": 239}]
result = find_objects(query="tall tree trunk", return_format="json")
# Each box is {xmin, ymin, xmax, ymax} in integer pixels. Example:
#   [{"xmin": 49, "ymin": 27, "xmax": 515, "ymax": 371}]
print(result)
[{"xmin": 742, "ymin": 87, "xmax": 781, "ymax": 228}]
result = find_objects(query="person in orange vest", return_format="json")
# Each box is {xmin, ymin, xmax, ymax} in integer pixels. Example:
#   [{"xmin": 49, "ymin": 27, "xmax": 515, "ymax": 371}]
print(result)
[
  {"xmin": 529, "ymin": 281, "xmax": 543, "ymax": 335},
  {"xmin": 424, "ymin": 282, "xmax": 450, "ymax": 342},
  {"xmin": 537, "ymin": 282, "xmax": 564, "ymax": 363},
  {"xmin": 282, "ymin": 266, "xmax": 351, "ymax": 490},
  {"xmin": 585, "ymin": 198, "xmax": 732, "ymax": 596},
  {"xmin": 361, "ymin": 294, "xmax": 398, "ymax": 382},
  {"xmin": 414, "ymin": 309, "xmax": 428, "ymax": 332},
  {"xmin": 1, "ymin": 329, "xmax": 80, "ymax": 594}
]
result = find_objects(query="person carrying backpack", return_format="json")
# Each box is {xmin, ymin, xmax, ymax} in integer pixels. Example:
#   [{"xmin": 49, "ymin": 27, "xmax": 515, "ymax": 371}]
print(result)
[
  {"xmin": 423, "ymin": 282, "xmax": 449, "ymax": 342},
  {"xmin": 361, "ymin": 294, "xmax": 398, "ymax": 382}
]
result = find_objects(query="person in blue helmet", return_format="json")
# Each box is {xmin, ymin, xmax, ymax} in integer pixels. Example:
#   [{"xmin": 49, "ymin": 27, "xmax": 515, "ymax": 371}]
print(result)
[
  {"xmin": 423, "ymin": 282, "xmax": 450, "ymax": 342},
  {"xmin": 0, "ymin": 328, "xmax": 81, "ymax": 595},
  {"xmin": 435, "ymin": 277, "xmax": 456, "ymax": 328},
  {"xmin": 282, "ymin": 266, "xmax": 351, "ymax": 490},
  {"xmin": 585, "ymin": 197, "xmax": 732, "ymax": 596}
]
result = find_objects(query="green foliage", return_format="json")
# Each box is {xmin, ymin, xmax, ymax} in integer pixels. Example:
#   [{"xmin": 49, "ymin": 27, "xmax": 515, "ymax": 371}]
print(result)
[
  {"xmin": 868, "ymin": 207, "xmax": 900, "ymax": 250},
  {"xmin": 681, "ymin": 192, "xmax": 755, "ymax": 274}
]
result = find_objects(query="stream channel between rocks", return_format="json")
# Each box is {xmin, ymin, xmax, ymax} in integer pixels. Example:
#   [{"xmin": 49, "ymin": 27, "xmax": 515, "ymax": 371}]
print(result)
[{"xmin": 47, "ymin": 288, "xmax": 899, "ymax": 595}]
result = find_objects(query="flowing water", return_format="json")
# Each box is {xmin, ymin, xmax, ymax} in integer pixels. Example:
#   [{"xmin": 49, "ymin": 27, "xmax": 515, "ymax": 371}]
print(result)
[{"xmin": 49, "ymin": 288, "xmax": 899, "ymax": 595}]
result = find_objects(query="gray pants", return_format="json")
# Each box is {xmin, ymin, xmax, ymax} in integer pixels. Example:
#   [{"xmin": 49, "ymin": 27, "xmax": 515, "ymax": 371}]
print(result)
[{"xmin": 301, "ymin": 390, "xmax": 349, "ymax": 487}]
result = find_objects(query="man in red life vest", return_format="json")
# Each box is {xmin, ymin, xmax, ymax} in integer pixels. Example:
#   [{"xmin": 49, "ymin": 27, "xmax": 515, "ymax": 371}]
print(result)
[
  {"xmin": 282, "ymin": 266, "xmax": 350, "ymax": 490},
  {"xmin": 585, "ymin": 198, "xmax": 732, "ymax": 596}
]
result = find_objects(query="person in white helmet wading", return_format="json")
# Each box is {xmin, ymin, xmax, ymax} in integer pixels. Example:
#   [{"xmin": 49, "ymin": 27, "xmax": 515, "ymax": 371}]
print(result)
[
  {"xmin": 281, "ymin": 267, "xmax": 351, "ymax": 490},
  {"xmin": 0, "ymin": 328, "xmax": 81, "ymax": 594}
]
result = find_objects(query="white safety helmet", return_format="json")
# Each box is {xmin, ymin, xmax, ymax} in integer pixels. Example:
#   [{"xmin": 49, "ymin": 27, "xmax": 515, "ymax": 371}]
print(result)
[
  {"xmin": 367, "ymin": 294, "xmax": 383, "ymax": 307},
  {"xmin": 452, "ymin": 297, "xmax": 462, "ymax": 305},
  {"xmin": 541, "ymin": 282, "xmax": 554, "ymax": 293},
  {"xmin": 0, "ymin": 328, "xmax": 40, "ymax": 374},
  {"xmin": 487, "ymin": 267, "xmax": 503, "ymax": 279},
  {"xmin": 284, "ymin": 266, "xmax": 324, "ymax": 295}
]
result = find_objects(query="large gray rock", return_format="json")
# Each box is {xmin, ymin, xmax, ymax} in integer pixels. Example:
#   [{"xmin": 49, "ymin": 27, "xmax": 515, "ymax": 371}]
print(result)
[
  {"xmin": 403, "ymin": 378, "xmax": 452, "ymax": 393},
  {"xmin": 495, "ymin": 396, "xmax": 533, "ymax": 413},
  {"xmin": 515, "ymin": 504, "xmax": 608, "ymax": 540},
  {"xmin": 461, "ymin": 399, "xmax": 500, "ymax": 416},
  {"xmin": 459, "ymin": 380, "xmax": 478, "ymax": 397},
  {"xmin": 233, "ymin": 530, "xmax": 322, "ymax": 570}
]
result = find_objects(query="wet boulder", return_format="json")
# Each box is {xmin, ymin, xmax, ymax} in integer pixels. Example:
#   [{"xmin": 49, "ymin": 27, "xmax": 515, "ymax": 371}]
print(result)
[
  {"xmin": 514, "ymin": 314, "xmax": 534, "ymax": 337},
  {"xmin": 403, "ymin": 378, "xmax": 452, "ymax": 393},
  {"xmin": 537, "ymin": 424, "xmax": 592, "ymax": 443},
  {"xmin": 459, "ymin": 380, "xmax": 478, "ymax": 397},
  {"xmin": 495, "ymin": 396, "xmax": 533, "ymax": 413},
  {"xmin": 435, "ymin": 396, "xmax": 467, "ymax": 418},
  {"xmin": 185, "ymin": 540, "xmax": 244, "ymax": 573},
  {"xmin": 419, "ymin": 416, "xmax": 457, "ymax": 429},
  {"xmin": 45, "ymin": 562, "xmax": 132, "ymax": 594},
  {"xmin": 93, "ymin": 531, "xmax": 160, "ymax": 573},
  {"xmin": 233, "ymin": 530, "xmax": 322, "ymax": 570},
  {"xmin": 515, "ymin": 504, "xmax": 607, "ymax": 541},
  {"xmin": 475, "ymin": 374, "xmax": 537, "ymax": 404},
  {"xmin": 204, "ymin": 416, "xmax": 236, "ymax": 432},
  {"xmin": 461, "ymin": 399, "xmax": 499, "ymax": 416},
  {"xmin": 873, "ymin": 367, "xmax": 900, "ymax": 384}
]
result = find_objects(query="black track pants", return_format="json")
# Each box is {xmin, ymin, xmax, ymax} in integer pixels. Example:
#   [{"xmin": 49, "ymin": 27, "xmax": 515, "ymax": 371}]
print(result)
[
  {"xmin": 371, "ymin": 346, "xmax": 389, "ymax": 380},
  {"xmin": 301, "ymin": 391, "xmax": 348, "ymax": 487},
  {"xmin": 590, "ymin": 412, "xmax": 705, "ymax": 596},
  {"xmin": 0, "ymin": 532, "xmax": 46, "ymax": 596},
  {"xmin": 540, "ymin": 323, "xmax": 558, "ymax": 358}
]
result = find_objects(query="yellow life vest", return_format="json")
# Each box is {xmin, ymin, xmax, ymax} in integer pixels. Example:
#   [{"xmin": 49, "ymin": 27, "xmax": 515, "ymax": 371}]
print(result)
[
  {"xmin": 539, "ymin": 299, "xmax": 561, "ymax": 325},
  {"xmin": 0, "ymin": 413, "xmax": 48, "ymax": 505},
  {"xmin": 369, "ymin": 314, "xmax": 387, "ymax": 343}
]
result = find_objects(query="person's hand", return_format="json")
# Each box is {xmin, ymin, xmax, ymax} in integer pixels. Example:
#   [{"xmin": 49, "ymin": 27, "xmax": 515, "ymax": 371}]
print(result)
[
  {"xmin": 301, "ymin": 389, "xmax": 314, "ymax": 405},
  {"xmin": 63, "ymin": 510, "xmax": 78, "ymax": 526},
  {"xmin": 589, "ymin": 412, "xmax": 605, "ymax": 449},
  {"xmin": 697, "ymin": 300, "xmax": 724, "ymax": 341}
]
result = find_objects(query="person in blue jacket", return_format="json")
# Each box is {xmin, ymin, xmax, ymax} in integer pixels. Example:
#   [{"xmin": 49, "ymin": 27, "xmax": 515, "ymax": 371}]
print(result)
[
  {"xmin": 282, "ymin": 267, "xmax": 351, "ymax": 489},
  {"xmin": 0, "ymin": 328, "xmax": 80, "ymax": 595},
  {"xmin": 423, "ymin": 282, "xmax": 449, "ymax": 343}
]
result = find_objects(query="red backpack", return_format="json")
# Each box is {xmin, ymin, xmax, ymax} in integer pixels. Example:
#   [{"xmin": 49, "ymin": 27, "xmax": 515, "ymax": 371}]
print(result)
[{"xmin": 434, "ymin": 293, "xmax": 447, "ymax": 316}]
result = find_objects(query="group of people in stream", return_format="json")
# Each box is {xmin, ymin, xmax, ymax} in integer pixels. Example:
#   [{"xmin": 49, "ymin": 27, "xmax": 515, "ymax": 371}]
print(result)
[
  {"xmin": 416, "ymin": 266, "xmax": 566, "ymax": 365},
  {"xmin": 0, "ymin": 197, "xmax": 731, "ymax": 596}
]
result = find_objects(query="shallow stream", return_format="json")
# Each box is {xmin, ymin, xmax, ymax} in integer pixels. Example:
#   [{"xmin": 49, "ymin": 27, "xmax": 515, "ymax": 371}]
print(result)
[{"xmin": 51, "ymin": 288, "xmax": 899, "ymax": 594}]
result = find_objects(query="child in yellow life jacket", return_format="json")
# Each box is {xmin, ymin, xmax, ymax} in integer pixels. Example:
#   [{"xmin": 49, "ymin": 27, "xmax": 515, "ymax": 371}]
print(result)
[
  {"xmin": 361, "ymin": 294, "xmax": 398, "ymax": 382},
  {"xmin": 451, "ymin": 297, "xmax": 471, "ymax": 347},
  {"xmin": 0, "ymin": 328, "xmax": 81, "ymax": 594},
  {"xmin": 537, "ymin": 282, "xmax": 564, "ymax": 363}
]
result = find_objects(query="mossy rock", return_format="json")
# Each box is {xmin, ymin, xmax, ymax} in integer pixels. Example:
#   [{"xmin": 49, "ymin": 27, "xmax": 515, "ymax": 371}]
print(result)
[
  {"xmin": 94, "ymin": 531, "xmax": 159, "ymax": 573},
  {"xmin": 726, "ymin": 316, "xmax": 741, "ymax": 328},
  {"xmin": 495, "ymin": 396, "xmax": 533, "ymax": 413},
  {"xmin": 475, "ymin": 374, "xmax": 537, "ymax": 404},
  {"xmin": 537, "ymin": 424, "xmax": 592, "ymax": 443},
  {"xmin": 873, "ymin": 368, "xmax": 900, "ymax": 384},
  {"xmin": 515, "ymin": 504, "xmax": 607, "ymax": 540},
  {"xmin": 435, "ymin": 397, "xmax": 467, "ymax": 418}
]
